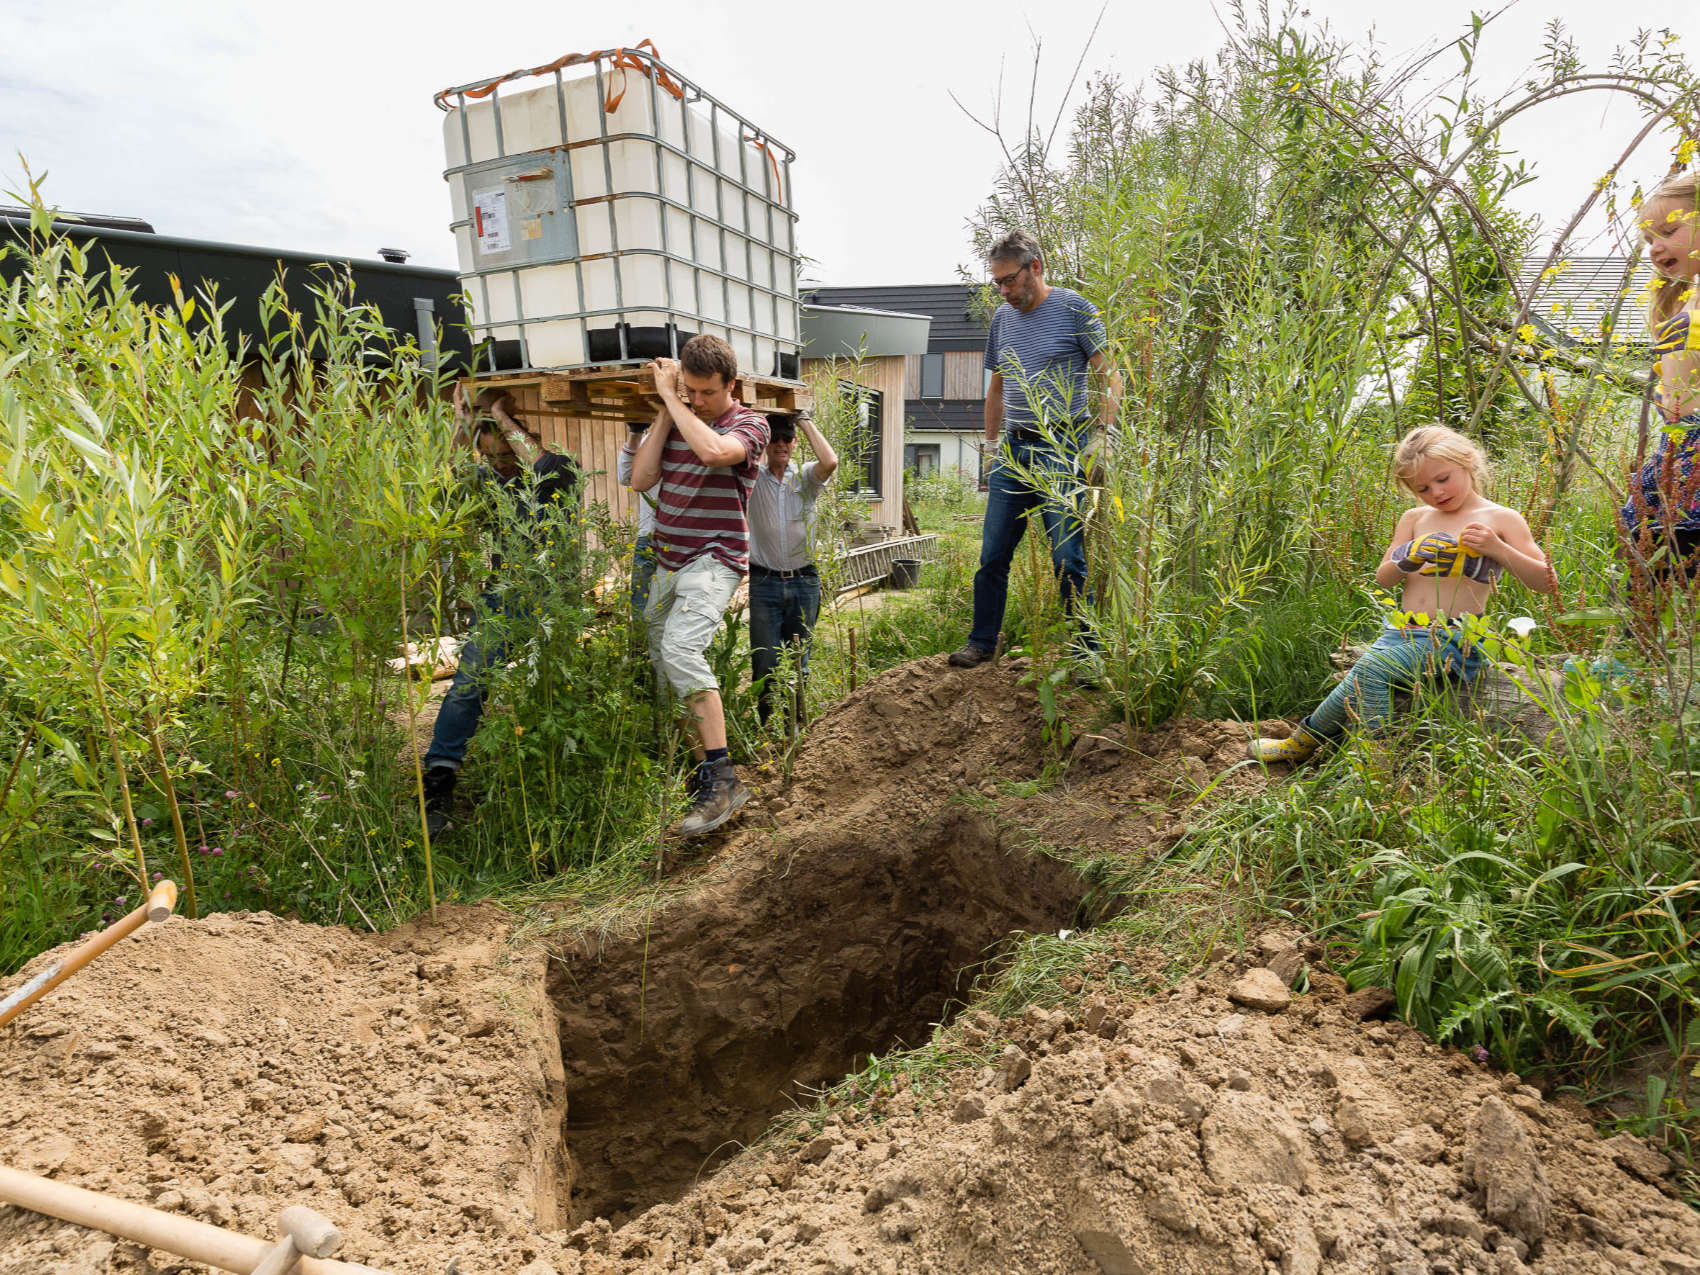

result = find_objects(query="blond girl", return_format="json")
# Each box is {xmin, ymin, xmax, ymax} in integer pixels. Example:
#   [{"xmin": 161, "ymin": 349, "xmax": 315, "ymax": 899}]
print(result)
[
  {"xmin": 1623, "ymin": 170, "xmax": 1700, "ymax": 579},
  {"xmin": 1249, "ymin": 425, "xmax": 1556, "ymax": 763}
]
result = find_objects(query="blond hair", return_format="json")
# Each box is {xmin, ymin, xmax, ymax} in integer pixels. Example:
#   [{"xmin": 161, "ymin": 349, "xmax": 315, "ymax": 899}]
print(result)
[
  {"xmin": 1393, "ymin": 424, "xmax": 1491, "ymax": 496},
  {"xmin": 1643, "ymin": 170, "xmax": 1700, "ymax": 330}
]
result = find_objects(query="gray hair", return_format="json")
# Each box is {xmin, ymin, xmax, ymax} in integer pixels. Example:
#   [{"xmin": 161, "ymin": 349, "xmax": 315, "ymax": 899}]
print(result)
[{"xmin": 987, "ymin": 229, "xmax": 1042, "ymax": 270}]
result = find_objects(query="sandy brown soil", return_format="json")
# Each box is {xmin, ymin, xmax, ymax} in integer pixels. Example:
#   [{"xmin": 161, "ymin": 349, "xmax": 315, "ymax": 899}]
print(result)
[{"xmin": 3, "ymin": 656, "xmax": 1695, "ymax": 1275}]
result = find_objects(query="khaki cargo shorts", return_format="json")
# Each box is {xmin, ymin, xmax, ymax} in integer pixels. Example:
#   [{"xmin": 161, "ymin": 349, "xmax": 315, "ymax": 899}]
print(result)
[{"xmin": 644, "ymin": 554, "xmax": 743, "ymax": 700}]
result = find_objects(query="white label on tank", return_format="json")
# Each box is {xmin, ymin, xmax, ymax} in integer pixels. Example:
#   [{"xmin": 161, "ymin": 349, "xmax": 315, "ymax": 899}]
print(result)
[{"xmin": 473, "ymin": 190, "xmax": 510, "ymax": 254}]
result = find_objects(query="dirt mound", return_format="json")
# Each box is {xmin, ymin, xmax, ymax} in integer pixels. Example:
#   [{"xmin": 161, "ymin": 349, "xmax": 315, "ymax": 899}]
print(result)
[
  {"xmin": 2, "ymin": 657, "xmax": 1692, "ymax": 1275},
  {"xmin": 582, "ymin": 946, "xmax": 1700, "ymax": 1274},
  {"xmin": 0, "ymin": 908, "xmax": 564, "ymax": 1275},
  {"xmin": 774, "ymin": 654, "xmax": 1050, "ymax": 829}
]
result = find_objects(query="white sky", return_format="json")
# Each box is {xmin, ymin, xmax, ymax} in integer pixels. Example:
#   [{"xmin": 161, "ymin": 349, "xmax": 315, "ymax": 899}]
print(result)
[{"xmin": 2, "ymin": 0, "xmax": 1694, "ymax": 285}]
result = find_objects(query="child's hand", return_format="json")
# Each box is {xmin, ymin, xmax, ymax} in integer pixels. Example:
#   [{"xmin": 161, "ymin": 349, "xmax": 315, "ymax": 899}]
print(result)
[{"xmin": 1459, "ymin": 522, "xmax": 1504, "ymax": 558}]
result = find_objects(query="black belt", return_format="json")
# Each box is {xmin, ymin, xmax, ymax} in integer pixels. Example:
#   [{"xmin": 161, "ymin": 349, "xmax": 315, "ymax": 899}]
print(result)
[{"xmin": 751, "ymin": 562, "xmax": 817, "ymax": 579}]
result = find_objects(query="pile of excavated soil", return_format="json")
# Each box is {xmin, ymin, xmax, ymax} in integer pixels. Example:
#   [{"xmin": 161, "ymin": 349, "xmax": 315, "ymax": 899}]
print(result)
[
  {"xmin": 581, "ymin": 938, "xmax": 1700, "ymax": 1274},
  {"xmin": 0, "ymin": 907, "xmax": 566, "ymax": 1275},
  {"xmin": 3, "ymin": 657, "xmax": 1694, "ymax": 1275}
]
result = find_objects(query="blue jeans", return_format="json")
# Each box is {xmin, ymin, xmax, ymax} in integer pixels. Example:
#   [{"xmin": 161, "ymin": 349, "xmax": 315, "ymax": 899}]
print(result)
[
  {"xmin": 969, "ymin": 434, "xmax": 1092, "ymax": 652},
  {"xmin": 1304, "ymin": 623, "xmax": 1484, "ymax": 741},
  {"xmin": 749, "ymin": 568, "xmax": 822, "ymax": 724},
  {"xmin": 423, "ymin": 589, "xmax": 509, "ymax": 771}
]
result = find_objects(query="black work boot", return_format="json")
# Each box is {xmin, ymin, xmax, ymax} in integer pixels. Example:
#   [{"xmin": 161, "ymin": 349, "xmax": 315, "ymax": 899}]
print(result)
[
  {"xmin": 947, "ymin": 643, "xmax": 994, "ymax": 669},
  {"xmin": 675, "ymin": 757, "xmax": 749, "ymax": 836},
  {"xmin": 421, "ymin": 765, "xmax": 457, "ymax": 840}
]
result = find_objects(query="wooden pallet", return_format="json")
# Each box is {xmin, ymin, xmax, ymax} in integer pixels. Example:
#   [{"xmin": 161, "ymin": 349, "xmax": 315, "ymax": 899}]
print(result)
[{"xmin": 468, "ymin": 365, "xmax": 811, "ymax": 424}]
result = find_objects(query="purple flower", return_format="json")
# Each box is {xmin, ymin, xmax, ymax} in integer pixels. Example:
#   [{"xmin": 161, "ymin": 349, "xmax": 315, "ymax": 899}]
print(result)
[
  {"xmin": 114, "ymin": 896, "xmax": 127, "ymax": 906},
  {"xmin": 150, "ymin": 872, "xmax": 163, "ymax": 882},
  {"xmin": 141, "ymin": 817, "xmax": 153, "ymax": 827},
  {"xmin": 1470, "ymin": 1045, "xmax": 1490, "ymax": 1063},
  {"xmin": 211, "ymin": 846, "xmax": 224, "ymax": 857},
  {"xmin": 101, "ymin": 913, "xmax": 114, "ymax": 925},
  {"xmin": 225, "ymin": 790, "xmax": 238, "ymax": 800},
  {"xmin": 198, "ymin": 844, "xmax": 209, "ymax": 853}
]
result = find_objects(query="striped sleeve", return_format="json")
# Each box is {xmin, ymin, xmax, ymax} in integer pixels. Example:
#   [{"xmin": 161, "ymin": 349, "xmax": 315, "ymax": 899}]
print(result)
[
  {"xmin": 1654, "ymin": 310, "xmax": 1698, "ymax": 356},
  {"xmin": 1072, "ymin": 293, "xmax": 1108, "ymax": 358}
]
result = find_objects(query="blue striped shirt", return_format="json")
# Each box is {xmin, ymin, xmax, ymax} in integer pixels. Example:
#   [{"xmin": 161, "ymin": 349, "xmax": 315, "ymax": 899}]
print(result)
[{"xmin": 984, "ymin": 286, "xmax": 1107, "ymax": 433}]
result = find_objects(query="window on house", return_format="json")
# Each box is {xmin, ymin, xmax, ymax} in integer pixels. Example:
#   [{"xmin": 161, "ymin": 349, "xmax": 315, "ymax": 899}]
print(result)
[
  {"xmin": 903, "ymin": 443, "xmax": 940, "ymax": 478},
  {"xmin": 838, "ymin": 380, "xmax": 884, "ymax": 496},
  {"xmin": 920, "ymin": 353, "xmax": 944, "ymax": 399}
]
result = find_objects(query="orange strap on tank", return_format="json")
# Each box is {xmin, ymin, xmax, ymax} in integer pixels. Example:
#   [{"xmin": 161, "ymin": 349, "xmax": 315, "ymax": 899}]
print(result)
[
  {"xmin": 603, "ymin": 41, "xmax": 685, "ymax": 112},
  {"xmin": 741, "ymin": 131, "xmax": 783, "ymax": 191},
  {"xmin": 435, "ymin": 42, "xmax": 684, "ymax": 113}
]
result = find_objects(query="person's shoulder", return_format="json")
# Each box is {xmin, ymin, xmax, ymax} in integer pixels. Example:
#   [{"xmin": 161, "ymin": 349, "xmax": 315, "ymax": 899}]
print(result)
[
  {"xmin": 1478, "ymin": 499, "xmax": 1530, "ymax": 528},
  {"xmin": 535, "ymin": 449, "xmax": 577, "ymax": 472}
]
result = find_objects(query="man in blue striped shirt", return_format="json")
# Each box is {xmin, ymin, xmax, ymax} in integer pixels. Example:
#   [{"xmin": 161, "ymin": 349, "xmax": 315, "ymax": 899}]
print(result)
[{"xmin": 948, "ymin": 230, "xmax": 1121, "ymax": 671}]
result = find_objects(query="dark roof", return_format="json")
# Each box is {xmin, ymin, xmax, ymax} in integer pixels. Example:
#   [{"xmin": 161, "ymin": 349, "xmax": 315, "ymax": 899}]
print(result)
[
  {"xmin": 803, "ymin": 284, "xmax": 988, "ymax": 352},
  {"xmin": 1515, "ymin": 255, "xmax": 1655, "ymax": 347},
  {"xmin": 0, "ymin": 206, "xmax": 155, "ymax": 234},
  {"xmin": 0, "ymin": 213, "xmax": 473, "ymax": 367},
  {"xmin": 905, "ymin": 400, "xmax": 982, "ymax": 432}
]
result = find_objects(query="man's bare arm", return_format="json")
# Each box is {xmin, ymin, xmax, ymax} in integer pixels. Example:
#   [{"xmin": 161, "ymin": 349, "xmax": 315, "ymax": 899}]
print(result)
[
  {"xmin": 1089, "ymin": 350, "xmax": 1122, "ymax": 434},
  {"xmin": 450, "ymin": 382, "xmax": 475, "ymax": 451},
  {"xmin": 651, "ymin": 358, "xmax": 748, "ymax": 467},
  {"xmin": 490, "ymin": 399, "xmax": 545, "ymax": 469},
  {"xmin": 984, "ymin": 371, "xmax": 1004, "ymax": 442},
  {"xmin": 798, "ymin": 412, "xmax": 838, "ymax": 480}
]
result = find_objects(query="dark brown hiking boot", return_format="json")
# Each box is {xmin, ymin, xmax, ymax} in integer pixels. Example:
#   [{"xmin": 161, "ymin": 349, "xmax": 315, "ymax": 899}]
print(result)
[
  {"xmin": 947, "ymin": 643, "xmax": 995, "ymax": 668},
  {"xmin": 675, "ymin": 757, "xmax": 749, "ymax": 836},
  {"xmin": 421, "ymin": 764, "xmax": 457, "ymax": 840}
]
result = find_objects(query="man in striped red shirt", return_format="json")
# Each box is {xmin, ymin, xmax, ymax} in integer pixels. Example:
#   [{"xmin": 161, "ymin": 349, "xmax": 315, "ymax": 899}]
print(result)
[{"xmin": 629, "ymin": 334, "xmax": 770, "ymax": 835}]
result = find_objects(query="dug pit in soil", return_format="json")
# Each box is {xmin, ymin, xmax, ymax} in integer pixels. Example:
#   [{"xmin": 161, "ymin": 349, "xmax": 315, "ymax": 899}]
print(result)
[{"xmin": 546, "ymin": 811, "xmax": 1094, "ymax": 1224}]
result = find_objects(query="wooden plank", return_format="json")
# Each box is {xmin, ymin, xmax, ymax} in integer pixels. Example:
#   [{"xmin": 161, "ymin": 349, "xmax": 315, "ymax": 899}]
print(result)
[{"xmin": 944, "ymin": 351, "xmax": 983, "ymax": 400}]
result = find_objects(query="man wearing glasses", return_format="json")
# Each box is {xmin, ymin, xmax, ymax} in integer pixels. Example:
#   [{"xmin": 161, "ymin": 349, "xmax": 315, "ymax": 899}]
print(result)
[{"xmin": 947, "ymin": 229, "xmax": 1121, "ymax": 673}]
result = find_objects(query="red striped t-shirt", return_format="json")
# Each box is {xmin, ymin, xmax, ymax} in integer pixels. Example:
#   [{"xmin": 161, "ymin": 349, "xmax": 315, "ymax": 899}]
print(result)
[{"xmin": 652, "ymin": 402, "xmax": 770, "ymax": 574}]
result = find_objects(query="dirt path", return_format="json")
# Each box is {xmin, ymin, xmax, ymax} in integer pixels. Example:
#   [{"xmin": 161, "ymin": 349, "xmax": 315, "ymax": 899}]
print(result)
[{"xmin": 2, "ymin": 656, "xmax": 1694, "ymax": 1274}]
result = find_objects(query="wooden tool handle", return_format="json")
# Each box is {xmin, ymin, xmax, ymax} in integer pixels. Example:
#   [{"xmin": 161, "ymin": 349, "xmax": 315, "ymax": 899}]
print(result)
[
  {"xmin": 0, "ymin": 882, "xmax": 178, "ymax": 1029},
  {"xmin": 0, "ymin": 1167, "xmax": 387, "ymax": 1275},
  {"xmin": 281, "ymin": 1204, "xmax": 342, "ymax": 1258},
  {"xmin": 146, "ymin": 879, "xmax": 178, "ymax": 923},
  {"xmin": 249, "ymin": 1237, "xmax": 299, "ymax": 1275}
]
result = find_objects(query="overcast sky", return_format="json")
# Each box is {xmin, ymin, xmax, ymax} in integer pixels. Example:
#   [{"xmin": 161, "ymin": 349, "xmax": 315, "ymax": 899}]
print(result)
[{"xmin": 2, "ymin": 0, "xmax": 1694, "ymax": 286}]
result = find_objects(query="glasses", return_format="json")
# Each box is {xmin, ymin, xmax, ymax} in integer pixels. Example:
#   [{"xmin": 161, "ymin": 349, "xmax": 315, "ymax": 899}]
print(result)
[{"xmin": 991, "ymin": 262, "xmax": 1030, "ymax": 289}]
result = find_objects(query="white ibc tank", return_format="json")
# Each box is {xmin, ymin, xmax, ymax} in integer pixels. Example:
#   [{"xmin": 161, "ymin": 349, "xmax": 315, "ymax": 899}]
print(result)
[{"xmin": 437, "ymin": 48, "xmax": 800, "ymax": 379}]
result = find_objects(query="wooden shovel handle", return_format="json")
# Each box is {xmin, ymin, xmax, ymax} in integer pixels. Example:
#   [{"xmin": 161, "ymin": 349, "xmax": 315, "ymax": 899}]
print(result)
[{"xmin": 0, "ymin": 881, "xmax": 179, "ymax": 1029}]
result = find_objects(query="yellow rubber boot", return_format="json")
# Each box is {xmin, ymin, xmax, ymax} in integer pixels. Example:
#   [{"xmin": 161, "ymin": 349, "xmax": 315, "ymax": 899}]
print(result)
[{"xmin": 1246, "ymin": 723, "xmax": 1325, "ymax": 764}]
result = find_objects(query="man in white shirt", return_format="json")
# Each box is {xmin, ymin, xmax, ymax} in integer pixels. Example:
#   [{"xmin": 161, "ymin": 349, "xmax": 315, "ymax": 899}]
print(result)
[
  {"xmin": 746, "ymin": 411, "xmax": 837, "ymax": 726},
  {"xmin": 616, "ymin": 421, "xmax": 659, "ymax": 611}
]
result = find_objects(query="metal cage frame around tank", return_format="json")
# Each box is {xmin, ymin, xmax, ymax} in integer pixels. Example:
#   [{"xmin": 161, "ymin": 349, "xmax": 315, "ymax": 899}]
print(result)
[{"xmin": 435, "ymin": 46, "xmax": 802, "ymax": 377}]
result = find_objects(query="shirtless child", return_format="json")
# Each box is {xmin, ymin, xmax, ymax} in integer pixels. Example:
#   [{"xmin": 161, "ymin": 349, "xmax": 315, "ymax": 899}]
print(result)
[{"xmin": 1248, "ymin": 424, "xmax": 1556, "ymax": 763}]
